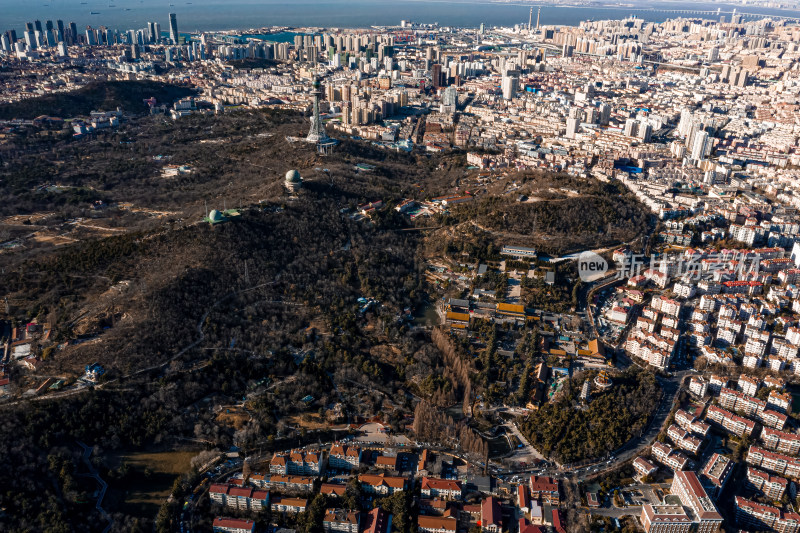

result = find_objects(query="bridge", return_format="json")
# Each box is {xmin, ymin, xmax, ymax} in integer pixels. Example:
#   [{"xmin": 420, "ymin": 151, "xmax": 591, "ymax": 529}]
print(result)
[{"xmin": 493, "ymin": 3, "xmax": 800, "ymax": 21}]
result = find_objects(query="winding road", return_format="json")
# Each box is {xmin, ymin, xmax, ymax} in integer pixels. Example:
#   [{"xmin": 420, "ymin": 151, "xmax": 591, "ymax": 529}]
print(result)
[{"xmin": 77, "ymin": 441, "xmax": 113, "ymax": 533}]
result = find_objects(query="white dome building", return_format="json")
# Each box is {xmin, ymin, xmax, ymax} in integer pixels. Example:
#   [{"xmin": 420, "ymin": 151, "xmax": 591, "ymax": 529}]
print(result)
[
  {"xmin": 285, "ymin": 169, "xmax": 302, "ymax": 193},
  {"xmin": 207, "ymin": 209, "xmax": 227, "ymax": 225}
]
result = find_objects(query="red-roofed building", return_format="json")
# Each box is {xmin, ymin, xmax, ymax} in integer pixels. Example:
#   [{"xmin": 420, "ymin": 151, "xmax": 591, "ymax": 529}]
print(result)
[
  {"xmin": 735, "ymin": 496, "xmax": 800, "ymax": 533},
  {"xmin": 270, "ymin": 450, "xmax": 323, "ymax": 475},
  {"xmin": 552, "ymin": 509, "xmax": 566, "ymax": 533},
  {"xmin": 329, "ymin": 444, "xmax": 362, "ymax": 471},
  {"xmin": 761, "ymin": 427, "xmax": 800, "ymax": 455},
  {"xmin": 641, "ymin": 505, "xmax": 691, "ymax": 533},
  {"xmin": 271, "ymin": 496, "xmax": 308, "ymax": 514},
  {"xmin": 323, "ymin": 508, "xmax": 360, "ymax": 533},
  {"xmin": 586, "ymin": 492, "xmax": 600, "ymax": 508},
  {"xmin": 358, "ymin": 474, "xmax": 408, "ymax": 495},
  {"xmin": 633, "ymin": 457, "xmax": 658, "ymax": 479},
  {"xmin": 321, "ymin": 483, "xmax": 347, "ymax": 498},
  {"xmin": 363, "ymin": 507, "xmax": 392, "ymax": 533},
  {"xmin": 518, "ymin": 518, "xmax": 544, "ymax": 533},
  {"xmin": 209, "ymin": 484, "xmax": 268, "ymax": 510},
  {"xmin": 418, "ymin": 449, "xmax": 432, "ymax": 473},
  {"xmin": 210, "ymin": 483, "xmax": 230, "ymax": 505},
  {"xmin": 699, "ymin": 453, "xmax": 733, "ymax": 499},
  {"xmin": 421, "ymin": 478, "xmax": 463, "ymax": 500},
  {"xmin": 747, "ymin": 445, "xmax": 800, "ymax": 478},
  {"xmin": 529, "ymin": 476, "xmax": 560, "ymax": 505},
  {"xmin": 746, "ymin": 467, "xmax": 788, "ymax": 500},
  {"xmin": 705, "ymin": 404, "xmax": 756, "ymax": 437},
  {"xmin": 212, "ymin": 517, "xmax": 255, "ymax": 533},
  {"xmin": 518, "ymin": 484, "xmax": 531, "ymax": 513},
  {"xmin": 481, "ymin": 497, "xmax": 501, "ymax": 533},
  {"xmin": 227, "ymin": 486, "xmax": 255, "ymax": 510},
  {"xmin": 375, "ymin": 455, "xmax": 398, "ymax": 470},
  {"xmin": 418, "ymin": 516, "xmax": 457, "ymax": 533},
  {"xmin": 671, "ymin": 472, "xmax": 723, "ymax": 532},
  {"xmin": 256, "ymin": 474, "xmax": 314, "ymax": 493}
]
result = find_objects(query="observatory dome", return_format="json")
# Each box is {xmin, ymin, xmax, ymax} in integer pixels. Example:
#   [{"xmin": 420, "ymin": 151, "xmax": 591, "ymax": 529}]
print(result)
[{"xmin": 285, "ymin": 169, "xmax": 302, "ymax": 183}]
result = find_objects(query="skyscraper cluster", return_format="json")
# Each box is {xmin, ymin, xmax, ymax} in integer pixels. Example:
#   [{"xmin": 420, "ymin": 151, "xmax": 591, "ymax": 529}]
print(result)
[{"xmin": 0, "ymin": 13, "xmax": 181, "ymax": 57}]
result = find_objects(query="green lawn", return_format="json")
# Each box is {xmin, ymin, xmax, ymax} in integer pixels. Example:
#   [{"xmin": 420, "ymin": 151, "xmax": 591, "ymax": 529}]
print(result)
[{"xmin": 106, "ymin": 450, "xmax": 198, "ymax": 517}]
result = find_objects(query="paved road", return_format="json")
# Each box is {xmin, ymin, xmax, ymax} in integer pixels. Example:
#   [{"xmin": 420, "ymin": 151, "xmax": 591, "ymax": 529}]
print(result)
[{"xmin": 503, "ymin": 419, "xmax": 547, "ymax": 466}]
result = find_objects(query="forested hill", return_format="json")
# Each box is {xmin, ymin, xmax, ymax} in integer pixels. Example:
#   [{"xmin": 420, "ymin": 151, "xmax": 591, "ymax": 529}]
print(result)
[
  {"xmin": 439, "ymin": 174, "xmax": 650, "ymax": 256},
  {"xmin": 0, "ymin": 104, "xmax": 656, "ymax": 531},
  {"xmin": 0, "ymin": 80, "xmax": 196, "ymax": 119},
  {"xmin": 0, "ymin": 187, "xmax": 428, "ymax": 533}
]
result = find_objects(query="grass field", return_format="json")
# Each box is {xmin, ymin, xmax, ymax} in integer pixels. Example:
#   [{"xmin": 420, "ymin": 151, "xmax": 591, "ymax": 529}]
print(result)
[
  {"xmin": 106, "ymin": 449, "xmax": 199, "ymax": 518},
  {"xmin": 288, "ymin": 413, "xmax": 332, "ymax": 430}
]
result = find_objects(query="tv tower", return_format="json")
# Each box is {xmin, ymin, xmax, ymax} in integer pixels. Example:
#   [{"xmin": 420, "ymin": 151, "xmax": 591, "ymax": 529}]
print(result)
[{"xmin": 306, "ymin": 76, "xmax": 329, "ymax": 144}]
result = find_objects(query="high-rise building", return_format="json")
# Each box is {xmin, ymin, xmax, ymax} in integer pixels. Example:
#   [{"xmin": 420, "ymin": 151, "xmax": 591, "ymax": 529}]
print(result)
[
  {"xmin": 34, "ymin": 20, "xmax": 43, "ymax": 33},
  {"xmin": 735, "ymin": 69, "xmax": 748, "ymax": 87},
  {"xmin": 168, "ymin": 13, "xmax": 179, "ymax": 45},
  {"xmin": 599, "ymin": 103, "xmax": 611, "ymax": 125},
  {"xmin": 691, "ymin": 130, "xmax": 710, "ymax": 161},
  {"xmin": 638, "ymin": 123, "xmax": 652, "ymax": 143},
  {"xmin": 45, "ymin": 21, "xmax": 55, "ymax": 45},
  {"xmin": 671, "ymin": 472, "xmax": 723, "ymax": 533},
  {"xmin": 624, "ymin": 118, "xmax": 638, "ymax": 137},
  {"xmin": 501, "ymin": 75, "xmax": 518, "ymax": 99},
  {"xmin": 24, "ymin": 30, "xmax": 36, "ymax": 50},
  {"xmin": 45, "ymin": 28, "xmax": 56, "ymax": 48},
  {"xmin": 69, "ymin": 22, "xmax": 77, "ymax": 44},
  {"xmin": 431, "ymin": 63, "xmax": 443, "ymax": 88},
  {"xmin": 85, "ymin": 26, "xmax": 97, "ymax": 46},
  {"xmin": 441, "ymin": 86, "xmax": 457, "ymax": 114},
  {"xmin": 56, "ymin": 20, "xmax": 65, "ymax": 42},
  {"xmin": 566, "ymin": 117, "xmax": 579, "ymax": 139},
  {"xmin": 685, "ymin": 120, "xmax": 703, "ymax": 150}
]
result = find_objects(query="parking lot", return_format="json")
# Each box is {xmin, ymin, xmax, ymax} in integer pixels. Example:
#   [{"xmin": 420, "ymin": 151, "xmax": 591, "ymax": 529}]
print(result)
[{"xmin": 621, "ymin": 485, "xmax": 661, "ymax": 507}]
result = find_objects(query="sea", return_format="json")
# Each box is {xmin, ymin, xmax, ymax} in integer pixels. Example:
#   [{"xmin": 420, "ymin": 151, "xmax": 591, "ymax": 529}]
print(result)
[{"xmin": 1, "ymin": 0, "xmax": 800, "ymax": 35}]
